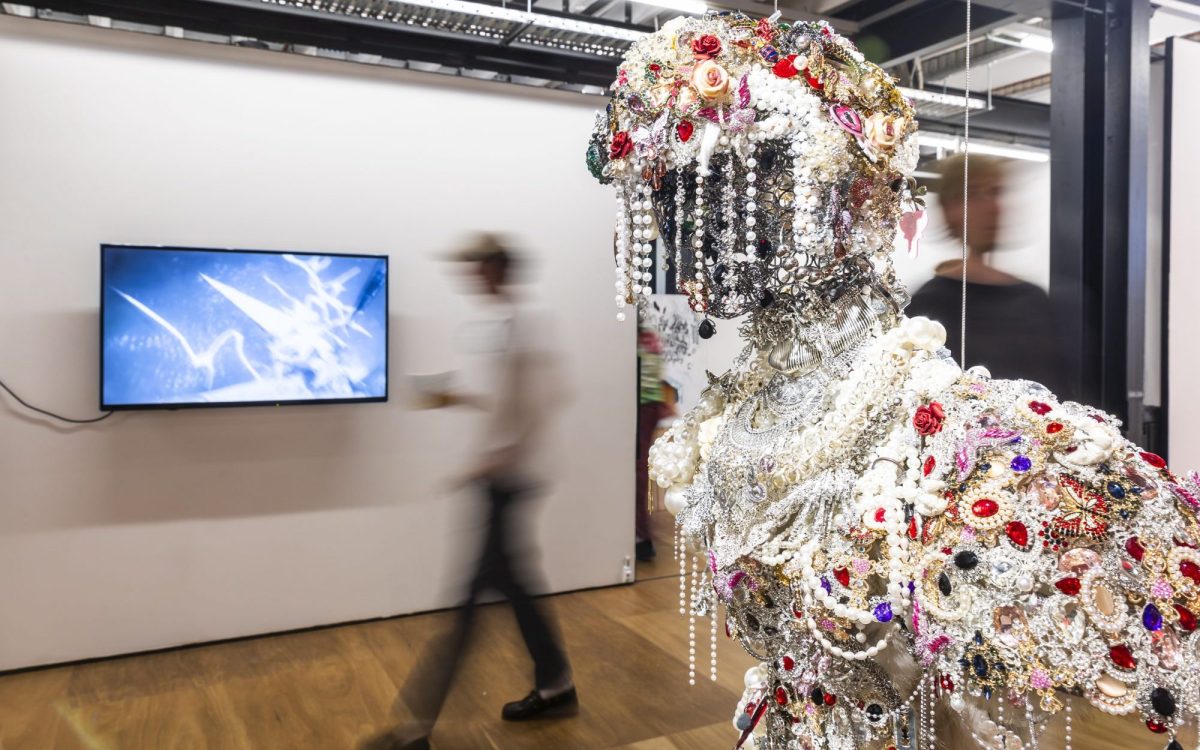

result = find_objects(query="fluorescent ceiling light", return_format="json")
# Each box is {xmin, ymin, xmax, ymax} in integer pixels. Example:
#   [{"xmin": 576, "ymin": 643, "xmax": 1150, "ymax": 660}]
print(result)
[
  {"xmin": 918, "ymin": 132, "xmax": 1049, "ymax": 163},
  {"xmin": 1154, "ymin": 0, "xmax": 1200, "ymax": 20},
  {"xmin": 987, "ymin": 27, "xmax": 1053, "ymax": 53},
  {"xmin": 634, "ymin": 0, "xmax": 707, "ymax": 13},
  {"xmin": 899, "ymin": 86, "xmax": 987, "ymax": 111},
  {"xmin": 395, "ymin": 0, "xmax": 647, "ymax": 41}
]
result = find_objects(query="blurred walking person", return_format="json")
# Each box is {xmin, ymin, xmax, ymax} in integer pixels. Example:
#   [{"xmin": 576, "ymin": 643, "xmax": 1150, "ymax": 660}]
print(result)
[{"xmin": 361, "ymin": 234, "xmax": 575, "ymax": 750}]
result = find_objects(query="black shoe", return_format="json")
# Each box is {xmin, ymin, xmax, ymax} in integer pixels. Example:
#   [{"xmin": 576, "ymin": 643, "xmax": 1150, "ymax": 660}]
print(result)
[
  {"xmin": 358, "ymin": 730, "xmax": 430, "ymax": 750},
  {"xmin": 635, "ymin": 540, "xmax": 656, "ymax": 562},
  {"xmin": 501, "ymin": 687, "xmax": 579, "ymax": 721}
]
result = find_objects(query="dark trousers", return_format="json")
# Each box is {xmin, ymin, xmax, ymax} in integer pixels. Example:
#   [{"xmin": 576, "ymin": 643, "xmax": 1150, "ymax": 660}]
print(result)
[{"xmin": 399, "ymin": 479, "xmax": 570, "ymax": 733}]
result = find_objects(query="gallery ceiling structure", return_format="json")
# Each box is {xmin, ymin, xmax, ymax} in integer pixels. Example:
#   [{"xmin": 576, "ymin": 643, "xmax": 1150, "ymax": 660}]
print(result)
[{"xmin": 1, "ymin": 0, "xmax": 1197, "ymax": 155}]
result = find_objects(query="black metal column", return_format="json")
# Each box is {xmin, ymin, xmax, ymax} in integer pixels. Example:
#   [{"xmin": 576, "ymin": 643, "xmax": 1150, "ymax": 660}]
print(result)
[
  {"xmin": 1049, "ymin": 0, "xmax": 1106, "ymax": 407},
  {"xmin": 1106, "ymin": 0, "xmax": 1150, "ymax": 444},
  {"xmin": 1050, "ymin": 0, "xmax": 1150, "ymax": 440}
]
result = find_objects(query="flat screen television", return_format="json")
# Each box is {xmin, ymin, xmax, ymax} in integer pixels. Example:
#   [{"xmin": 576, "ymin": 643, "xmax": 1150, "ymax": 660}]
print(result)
[{"xmin": 101, "ymin": 244, "xmax": 388, "ymax": 410}]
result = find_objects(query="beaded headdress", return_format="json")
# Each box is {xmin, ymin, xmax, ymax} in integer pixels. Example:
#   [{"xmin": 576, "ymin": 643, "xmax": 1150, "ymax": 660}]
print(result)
[{"xmin": 587, "ymin": 12, "xmax": 923, "ymax": 331}]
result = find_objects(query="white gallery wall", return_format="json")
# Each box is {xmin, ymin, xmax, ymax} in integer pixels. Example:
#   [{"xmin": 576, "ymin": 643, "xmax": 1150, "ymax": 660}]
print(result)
[
  {"xmin": 0, "ymin": 16, "xmax": 632, "ymax": 670},
  {"xmin": 1166, "ymin": 38, "xmax": 1200, "ymax": 470}
]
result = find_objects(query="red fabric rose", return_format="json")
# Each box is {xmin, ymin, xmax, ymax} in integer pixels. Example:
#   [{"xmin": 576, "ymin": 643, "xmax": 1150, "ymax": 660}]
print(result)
[
  {"xmin": 756, "ymin": 18, "xmax": 775, "ymax": 41},
  {"xmin": 772, "ymin": 54, "xmax": 799, "ymax": 78},
  {"xmin": 913, "ymin": 402, "xmax": 946, "ymax": 437},
  {"xmin": 691, "ymin": 34, "xmax": 722, "ymax": 60},
  {"xmin": 677, "ymin": 120, "xmax": 694, "ymax": 142},
  {"xmin": 610, "ymin": 131, "xmax": 634, "ymax": 160}
]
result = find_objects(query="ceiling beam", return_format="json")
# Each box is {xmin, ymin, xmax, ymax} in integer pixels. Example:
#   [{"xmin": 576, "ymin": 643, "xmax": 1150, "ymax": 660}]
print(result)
[{"xmin": 852, "ymin": 0, "xmax": 1014, "ymax": 68}]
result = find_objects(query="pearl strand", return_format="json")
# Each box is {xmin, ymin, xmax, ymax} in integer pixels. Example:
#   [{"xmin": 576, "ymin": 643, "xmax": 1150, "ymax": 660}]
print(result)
[
  {"xmin": 688, "ymin": 553, "xmax": 698, "ymax": 686},
  {"xmin": 927, "ymin": 676, "xmax": 937, "ymax": 750},
  {"xmin": 1063, "ymin": 695, "xmax": 1071, "ymax": 750},
  {"xmin": 1024, "ymin": 700, "xmax": 1040, "ymax": 750},
  {"xmin": 614, "ymin": 189, "xmax": 631, "ymax": 321},
  {"xmin": 691, "ymin": 172, "xmax": 708, "ymax": 307},
  {"xmin": 679, "ymin": 543, "xmax": 687, "ymax": 616},
  {"xmin": 673, "ymin": 164, "xmax": 686, "ymax": 283},
  {"xmin": 710, "ymin": 591, "xmax": 719, "ymax": 682},
  {"xmin": 629, "ymin": 183, "xmax": 654, "ymax": 299}
]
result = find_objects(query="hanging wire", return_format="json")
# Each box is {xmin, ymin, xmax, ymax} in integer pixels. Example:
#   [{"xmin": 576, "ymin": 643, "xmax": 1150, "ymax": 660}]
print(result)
[{"xmin": 959, "ymin": 0, "xmax": 972, "ymax": 370}]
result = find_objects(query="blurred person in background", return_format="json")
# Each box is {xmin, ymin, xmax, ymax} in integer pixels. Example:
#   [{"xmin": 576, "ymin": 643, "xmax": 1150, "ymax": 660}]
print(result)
[
  {"xmin": 361, "ymin": 234, "xmax": 575, "ymax": 750},
  {"xmin": 907, "ymin": 154, "xmax": 1069, "ymax": 396},
  {"xmin": 635, "ymin": 319, "xmax": 672, "ymax": 562}
]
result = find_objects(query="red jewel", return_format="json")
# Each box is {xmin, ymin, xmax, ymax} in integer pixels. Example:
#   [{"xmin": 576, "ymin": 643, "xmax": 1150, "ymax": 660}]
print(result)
[
  {"xmin": 1176, "ymin": 536, "xmax": 1198, "ymax": 549},
  {"xmin": 772, "ymin": 55, "xmax": 799, "ymax": 78},
  {"xmin": 1140, "ymin": 451, "xmax": 1167, "ymax": 469},
  {"xmin": 907, "ymin": 518, "xmax": 918, "ymax": 540},
  {"xmin": 1110, "ymin": 644, "xmax": 1137, "ymax": 670},
  {"xmin": 782, "ymin": 656, "xmax": 796, "ymax": 671},
  {"xmin": 1028, "ymin": 401, "xmax": 1052, "ymax": 415},
  {"xmin": 649, "ymin": 63, "xmax": 661, "ymax": 73},
  {"xmin": 1005, "ymin": 521, "xmax": 1029, "ymax": 548},
  {"xmin": 834, "ymin": 567, "xmax": 851, "ymax": 587},
  {"xmin": 1125, "ymin": 536, "xmax": 1146, "ymax": 561},
  {"xmin": 1054, "ymin": 577, "xmax": 1081, "ymax": 596},
  {"xmin": 874, "ymin": 508, "xmax": 887, "ymax": 523},
  {"xmin": 823, "ymin": 693, "xmax": 837, "ymax": 706},
  {"xmin": 940, "ymin": 675, "xmax": 955, "ymax": 692},
  {"xmin": 677, "ymin": 120, "xmax": 694, "ymax": 143},
  {"xmin": 1180, "ymin": 560, "xmax": 1200, "ymax": 584},
  {"xmin": 803, "ymin": 67, "xmax": 823, "ymax": 90},
  {"xmin": 1146, "ymin": 719, "xmax": 1168, "ymax": 734},
  {"xmin": 1046, "ymin": 422, "xmax": 1064, "ymax": 434},
  {"xmin": 775, "ymin": 687, "xmax": 788, "ymax": 705},
  {"xmin": 1176, "ymin": 604, "xmax": 1198, "ymax": 632},
  {"xmin": 923, "ymin": 455, "xmax": 936, "ymax": 476},
  {"xmin": 745, "ymin": 701, "xmax": 757, "ymax": 715},
  {"xmin": 971, "ymin": 498, "xmax": 999, "ymax": 518}
]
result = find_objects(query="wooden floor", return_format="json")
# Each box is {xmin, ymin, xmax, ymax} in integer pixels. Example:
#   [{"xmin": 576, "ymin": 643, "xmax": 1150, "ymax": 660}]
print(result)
[{"xmin": 0, "ymin": 514, "xmax": 1187, "ymax": 750}]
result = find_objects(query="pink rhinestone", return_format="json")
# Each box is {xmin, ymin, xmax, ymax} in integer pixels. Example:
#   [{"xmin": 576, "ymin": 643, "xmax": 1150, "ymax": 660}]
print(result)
[
  {"xmin": 852, "ymin": 559, "xmax": 871, "ymax": 574},
  {"xmin": 1152, "ymin": 578, "xmax": 1174, "ymax": 599},
  {"xmin": 1029, "ymin": 669, "xmax": 1051, "ymax": 690}
]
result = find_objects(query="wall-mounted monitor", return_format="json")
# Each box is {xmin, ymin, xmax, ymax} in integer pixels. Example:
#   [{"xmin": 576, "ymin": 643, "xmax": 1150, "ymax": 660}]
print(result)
[{"xmin": 101, "ymin": 245, "xmax": 388, "ymax": 410}]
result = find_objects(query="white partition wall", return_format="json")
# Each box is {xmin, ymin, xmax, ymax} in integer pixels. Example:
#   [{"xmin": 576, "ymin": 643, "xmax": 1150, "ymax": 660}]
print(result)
[
  {"xmin": 0, "ymin": 16, "xmax": 633, "ymax": 671},
  {"xmin": 1166, "ymin": 37, "xmax": 1200, "ymax": 469}
]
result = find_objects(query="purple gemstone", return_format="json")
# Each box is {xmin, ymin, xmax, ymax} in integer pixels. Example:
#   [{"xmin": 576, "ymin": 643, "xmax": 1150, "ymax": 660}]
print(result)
[
  {"xmin": 873, "ymin": 602, "xmax": 894, "ymax": 623},
  {"xmin": 1144, "ymin": 603, "xmax": 1164, "ymax": 631},
  {"xmin": 1011, "ymin": 456, "xmax": 1032, "ymax": 473},
  {"xmin": 820, "ymin": 577, "xmax": 831, "ymax": 595},
  {"xmin": 760, "ymin": 45, "xmax": 780, "ymax": 63}
]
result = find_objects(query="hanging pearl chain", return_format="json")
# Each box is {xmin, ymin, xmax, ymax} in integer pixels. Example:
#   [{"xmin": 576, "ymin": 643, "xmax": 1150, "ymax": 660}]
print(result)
[
  {"xmin": 614, "ymin": 189, "xmax": 631, "ymax": 322},
  {"xmin": 688, "ymin": 553, "xmax": 698, "ymax": 686},
  {"xmin": 1063, "ymin": 695, "xmax": 1072, "ymax": 750},
  {"xmin": 710, "ymin": 590, "xmax": 719, "ymax": 682},
  {"xmin": 1024, "ymin": 700, "xmax": 1040, "ymax": 750}
]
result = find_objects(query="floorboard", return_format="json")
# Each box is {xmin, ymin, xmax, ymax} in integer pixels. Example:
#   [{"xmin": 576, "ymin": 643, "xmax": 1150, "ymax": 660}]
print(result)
[{"xmin": 0, "ymin": 513, "xmax": 1188, "ymax": 749}]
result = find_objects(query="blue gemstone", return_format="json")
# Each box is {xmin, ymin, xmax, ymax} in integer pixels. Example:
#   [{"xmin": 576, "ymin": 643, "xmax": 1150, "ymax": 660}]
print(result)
[
  {"xmin": 873, "ymin": 602, "xmax": 893, "ymax": 623},
  {"xmin": 820, "ymin": 577, "xmax": 831, "ymax": 595},
  {"xmin": 973, "ymin": 654, "xmax": 989, "ymax": 678},
  {"xmin": 1011, "ymin": 456, "xmax": 1032, "ymax": 473},
  {"xmin": 1144, "ymin": 603, "xmax": 1164, "ymax": 631},
  {"xmin": 760, "ymin": 45, "xmax": 780, "ymax": 63},
  {"xmin": 1107, "ymin": 482, "xmax": 1126, "ymax": 499}
]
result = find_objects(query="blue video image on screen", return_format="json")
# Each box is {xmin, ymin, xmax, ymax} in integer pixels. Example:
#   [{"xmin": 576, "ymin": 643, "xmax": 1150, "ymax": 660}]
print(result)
[{"xmin": 102, "ymin": 247, "xmax": 387, "ymax": 407}]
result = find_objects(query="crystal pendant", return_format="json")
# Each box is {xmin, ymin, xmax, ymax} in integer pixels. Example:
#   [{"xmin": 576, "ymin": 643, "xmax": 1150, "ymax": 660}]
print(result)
[
  {"xmin": 993, "ymin": 606, "xmax": 1029, "ymax": 648},
  {"xmin": 1049, "ymin": 599, "xmax": 1086, "ymax": 643},
  {"xmin": 1058, "ymin": 548, "xmax": 1101, "ymax": 575}
]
